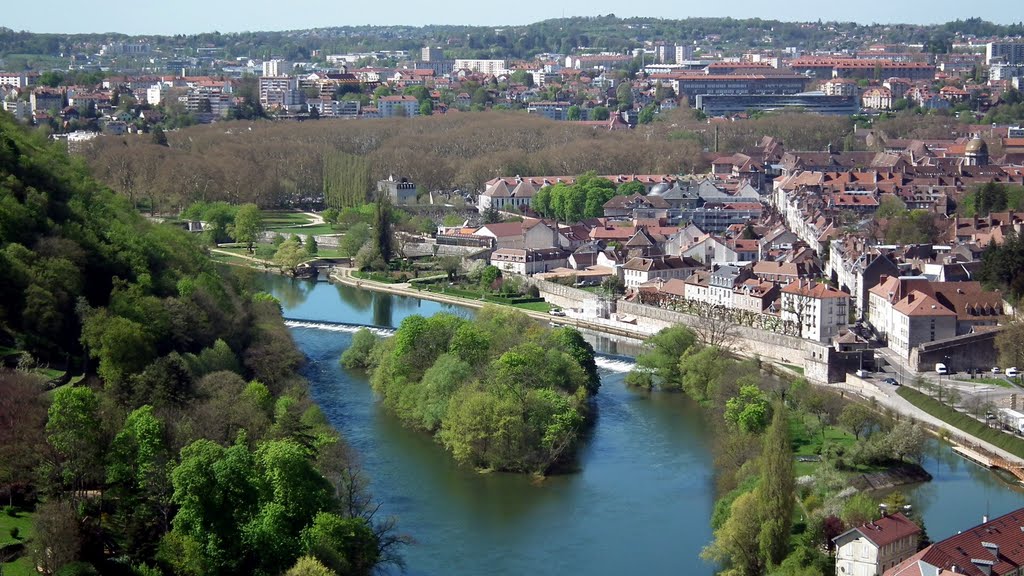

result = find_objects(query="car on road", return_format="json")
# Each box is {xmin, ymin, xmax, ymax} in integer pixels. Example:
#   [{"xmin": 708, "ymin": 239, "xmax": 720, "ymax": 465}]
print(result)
[
  {"xmin": 935, "ymin": 363, "xmax": 948, "ymax": 375},
  {"xmin": 992, "ymin": 367, "xmax": 1002, "ymax": 374},
  {"xmin": 883, "ymin": 377, "xmax": 899, "ymax": 386},
  {"xmin": 548, "ymin": 308, "xmax": 566, "ymax": 317},
  {"xmin": 1008, "ymin": 367, "xmax": 1020, "ymax": 377},
  {"xmin": 855, "ymin": 369, "xmax": 869, "ymax": 378}
]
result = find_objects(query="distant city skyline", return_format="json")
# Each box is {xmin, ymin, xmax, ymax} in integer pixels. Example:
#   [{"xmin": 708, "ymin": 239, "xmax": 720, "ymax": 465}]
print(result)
[{"xmin": 2, "ymin": 0, "xmax": 1021, "ymax": 36}]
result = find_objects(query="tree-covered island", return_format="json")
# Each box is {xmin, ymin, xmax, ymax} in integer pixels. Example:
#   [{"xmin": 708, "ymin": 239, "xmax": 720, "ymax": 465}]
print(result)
[{"xmin": 343, "ymin": 307, "xmax": 599, "ymax": 474}]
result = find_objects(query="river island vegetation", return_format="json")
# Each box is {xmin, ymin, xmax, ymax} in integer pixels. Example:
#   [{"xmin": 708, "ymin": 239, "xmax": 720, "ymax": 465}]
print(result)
[
  {"xmin": 628, "ymin": 326, "xmax": 929, "ymax": 576},
  {"xmin": 343, "ymin": 307, "xmax": 599, "ymax": 474},
  {"xmin": 0, "ymin": 112, "xmax": 402, "ymax": 575}
]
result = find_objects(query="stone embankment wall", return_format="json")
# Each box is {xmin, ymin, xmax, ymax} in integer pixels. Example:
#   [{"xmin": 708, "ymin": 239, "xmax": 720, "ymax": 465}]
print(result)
[
  {"xmin": 911, "ymin": 330, "xmax": 1000, "ymax": 373},
  {"xmin": 615, "ymin": 300, "xmax": 809, "ymax": 367}
]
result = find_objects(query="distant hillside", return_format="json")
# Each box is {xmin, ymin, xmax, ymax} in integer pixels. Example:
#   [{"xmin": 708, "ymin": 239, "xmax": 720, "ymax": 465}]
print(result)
[{"xmin": 2, "ymin": 16, "xmax": 1023, "ymax": 62}]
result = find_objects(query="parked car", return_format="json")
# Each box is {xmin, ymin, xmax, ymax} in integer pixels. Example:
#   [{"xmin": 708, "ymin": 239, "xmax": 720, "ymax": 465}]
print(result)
[
  {"xmin": 935, "ymin": 363, "xmax": 948, "ymax": 375},
  {"xmin": 883, "ymin": 377, "xmax": 899, "ymax": 386},
  {"xmin": 548, "ymin": 308, "xmax": 566, "ymax": 317},
  {"xmin": 1008, "ymin": 367, "xmax": 1020, "ymax": 377},
  {"xmin": 992, "ymin": 367, "xmax": 1002, "ymax": 374},
  {"xmin": 855, "ymin": 369, "xmax": 869, "ymax": 378}
]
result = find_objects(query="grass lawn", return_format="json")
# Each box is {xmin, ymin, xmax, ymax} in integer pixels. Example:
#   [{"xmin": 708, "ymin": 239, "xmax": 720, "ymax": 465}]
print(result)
[
  {"xmin": 897, "ymin": 386, "xmax": 1024, "ymax": 458},
  {"xmin": 261, "ymin": 211, "xmax": 314, "ymax": 226},
  {"xmin": 790, "ymin": 413, "xmax": 858, "ymax": 475},
  {"xmin": 0, "ymin": 507, "xmax": 33, "ymax": 547},
  {"xmin": 513, "ymin": 301, "xmax": 553, "ymax": 313},
  {"xmin": 265, "ymin": 224, "xmax": 340, "ymax": 236},
  {"xmin": 1, "ymin": 557, "xmax": 35, "ymax": 576},
  {"xmin": 779, "ymin": 363, "xmax": 805, "ymax": 375},
  {"xmin": 0, "ymin": 506, "xmax": 35, "ymax": 573},
  {"xmin": 952, "ymin": 376, "xmax": 1014, "ymax": 388}
]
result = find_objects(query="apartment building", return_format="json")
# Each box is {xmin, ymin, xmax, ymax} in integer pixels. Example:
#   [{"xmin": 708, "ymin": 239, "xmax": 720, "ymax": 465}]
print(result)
[
  {"xmin": 781, "ymin": 280, "xmax": 850, "ymax": 343},
  {"xmin": 453, "ymin": 59, "xmax": 507, "ymax": 76},
  {"xmin": 376, "ymin": 95, "xmax": 419, "ymax": 118}
]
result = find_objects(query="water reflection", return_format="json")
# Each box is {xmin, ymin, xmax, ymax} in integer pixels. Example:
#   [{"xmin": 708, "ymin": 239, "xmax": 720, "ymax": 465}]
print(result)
[{"xmin": 905, "ymin": 438, "xmax": 1024, "ymax": 541}]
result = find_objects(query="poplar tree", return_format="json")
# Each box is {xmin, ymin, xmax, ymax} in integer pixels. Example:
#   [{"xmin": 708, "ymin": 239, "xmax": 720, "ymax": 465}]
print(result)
[{"xmin": 757, "ymin": 404, "xmax": 794, "ymax": 568}]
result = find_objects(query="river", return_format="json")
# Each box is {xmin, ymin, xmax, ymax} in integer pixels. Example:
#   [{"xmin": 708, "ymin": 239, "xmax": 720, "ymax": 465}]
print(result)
[{"xmin": 254, "ymin": 273, "xmax": 1024, "ymax": 573}]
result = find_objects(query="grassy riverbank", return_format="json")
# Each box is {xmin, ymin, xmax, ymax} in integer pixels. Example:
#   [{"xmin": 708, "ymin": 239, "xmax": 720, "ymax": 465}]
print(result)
[{"xmin": 897, "ymin": 386, "xmax": 1024, "ymax": 458}]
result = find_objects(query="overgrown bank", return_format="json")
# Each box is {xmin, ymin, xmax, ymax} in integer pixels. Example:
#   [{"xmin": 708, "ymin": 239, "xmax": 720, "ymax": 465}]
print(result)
[
  {"xmin": 0, "ymin": 113, "xmax": 400, "ymax": 576},
  {"xmin": 627, "ymin": 326, "xmax": 931, "ymax": 575}
]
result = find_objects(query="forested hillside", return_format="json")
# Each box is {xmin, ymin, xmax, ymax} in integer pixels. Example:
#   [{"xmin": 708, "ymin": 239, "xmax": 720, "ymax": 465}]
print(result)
[{"xmin": 0, "ymin": 111, "xmax": 399, "ymax": 575}]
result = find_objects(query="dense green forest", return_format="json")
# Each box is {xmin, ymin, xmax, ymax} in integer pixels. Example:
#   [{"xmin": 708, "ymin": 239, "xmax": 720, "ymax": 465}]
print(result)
[
  {"xmin": 0, "ymin": 111, "xmax": 401, "ymax": 575},
  {"xmin": 3, "ymin": 16, "xmax": 1023, "ymax": 60},
  {"xmin": 344, "ymin": 308, "xmax": 599, "ymax": 474}
]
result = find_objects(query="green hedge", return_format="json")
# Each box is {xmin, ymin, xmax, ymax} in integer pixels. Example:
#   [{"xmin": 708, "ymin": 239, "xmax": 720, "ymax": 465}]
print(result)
[{"xmin": 897, "ymin": 386, "xmax": 1024, "ymax": 458}]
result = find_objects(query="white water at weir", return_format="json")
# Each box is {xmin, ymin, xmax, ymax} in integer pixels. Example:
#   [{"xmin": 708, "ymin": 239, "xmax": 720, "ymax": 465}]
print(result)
[
  {"xmin": 284, "ymin": 320, "xmax": 395, "ymax": 337},
  {"xmin": 284, "ymin": 319, "xmax": 637, "ymax": 372},
  {"xmin": 595, "ymin": 357, "xmax": 637, "ymax": 373}
]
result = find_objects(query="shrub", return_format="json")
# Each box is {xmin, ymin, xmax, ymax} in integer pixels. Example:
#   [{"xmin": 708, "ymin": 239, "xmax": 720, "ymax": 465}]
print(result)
[{"xmin": 10, "ymin": 526, "xmax": 21, "ymax": 539}]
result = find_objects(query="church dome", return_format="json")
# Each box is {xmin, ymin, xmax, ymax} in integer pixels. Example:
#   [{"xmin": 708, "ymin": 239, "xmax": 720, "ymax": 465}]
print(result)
[
  {"xmin": 965, "ymin": 135, "xmax": 988, "ymax": 155},
  {"xmin": 649, "ymin": 182, "xmax": 670, "ymax": 196}
]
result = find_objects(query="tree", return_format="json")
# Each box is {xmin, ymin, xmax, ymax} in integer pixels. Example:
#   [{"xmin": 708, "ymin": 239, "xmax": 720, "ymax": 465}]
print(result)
[
  {"xmin": 839, "ymin": 402, "xmax": 877, "ymax": 440},
  {"xmin": 841, "ymin": 492, "xmax": 877, "ymax": 527},
  {"xmin": 31, "ymin": 500, "xmax": 83, "ymax": 575},
  {"xmin": 480, "ymin": 265, "xmax": 501, "ymax": 290},
  {"xmin": 634, "ymin": 326, "xmax": 697, "ymax": 390},
  {"xmin": 340, "ymin": 223, "xmax": 371, "ymax": 257},
  {"xmin": 286, "ymin": 556, "xmax": 337, "ymax": 576},
  {"xmin": 997, "ymin": 316, "xmax": 1024, "ymax": 369},
  {"xmin": 724, "ymin": 385, "xmax": 771, "ymax": 434},
  {"xmin": 274, "ymin": 236, "xmax": 309, "ymax": 275},
  {"xmin": 567, "ymin": 105, "xmax": 581, "ymax": 121},
  {"xmin": 230, "ymin": 204, "xmax": 263, "ymax": 253},
  {"xmin": 679, "ymin": 346, "xmax": 725, "ymax": 402},
  {"xmin": 373, "ymin": 195, "xmax": 394, "ymax": 264},
  {"xmin": 46, "ymin": 386, "xmax": 103, "ymax": 495},
  {"xmin": 300, "ymin": 512, "xmax": 379, "ymax": 575},
  {"xmin": 876, "ymin": 195, "xmax": 907, "ymax": 220},
  {"xmin": 340, "ymin": 329, "xmax": 378, "ymax": 370},
  {"xmin": 438, "ymin": 255, "xmax": 462, "ymax": 281},
  {"xmin": 0, "ymin": 371, "xmax": 48, "ymax": 507},
  {"xmin": 615, "ymin": 82, "xmax": 634, "ymax": 110},
  {"xmin": 757, "ymin": 405, "xmax": 794, "ymax": 568},
  {"xmin": 617, "ymin": 181, "xmax": 645, "ymax": 196},
  {"xmin": 151, "ymin": 126, "xmax": 169, "ymax": 147},
  {"xmin": 305, "ymin": 234, "xmax": 318, "ymax": 256},
  {"xmin": 638, "ymin": 105, "xmax": 656, "ymax": 124},
  {"xmin": 419, "ymin": 100, "xmax": 433, "ymax": 116},
  {"xmin": 887, "ymin": 421, "xmax": 926, "ymax": 463},
  {"xmin": 591, "ymin": 106, "xmax": 610, "ymax": 121},
  {"xmin": 701, "ymin": 491, "xmax": 765, "ymax": 576}
]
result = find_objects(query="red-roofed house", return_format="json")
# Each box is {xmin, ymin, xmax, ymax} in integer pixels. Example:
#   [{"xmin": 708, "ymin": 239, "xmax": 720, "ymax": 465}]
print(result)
[
  {"xmin": 834, "ymin": 513, "xmax": 921, "ymax": 576},
  {"xmin": 885, "ymin": 508, "xmax": 1024, "ymax": 576}
]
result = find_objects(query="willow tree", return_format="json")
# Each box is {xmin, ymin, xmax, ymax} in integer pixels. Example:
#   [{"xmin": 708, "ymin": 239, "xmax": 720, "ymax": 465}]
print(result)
[{"xmin": 323, "ymin": 151, "xmax": 371, "ymax": 209}]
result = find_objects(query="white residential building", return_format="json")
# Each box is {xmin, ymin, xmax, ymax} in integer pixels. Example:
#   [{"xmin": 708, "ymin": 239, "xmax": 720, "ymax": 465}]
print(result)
[
  {"xmin": 377, "ymin": 95, "xmax": 419, "ymax": 118},
  {"xmin": 833, "ymin": 513, "xmax": 920, "ymax": 576},
  {"xmin": 454, "ymin": 59, "xmax": 507, "ymax": 76},
  {"xmin": 781, "ymin": 280, "xmax": 849, "ymax": 343},
  {"xmin": 262, "ymin": 59, "xmax": 292, "ymax": 77}
]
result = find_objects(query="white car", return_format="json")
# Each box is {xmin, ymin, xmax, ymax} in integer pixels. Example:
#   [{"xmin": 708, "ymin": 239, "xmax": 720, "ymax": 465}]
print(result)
[
  {"xmin": 992, "ymin": 367, "xmax": 1002, "ymax": 374},
  {"xmin": 1008, "ymin": 367, "xmax": 1020, "ymax": 378},
  {"xmin": 548, "ymin": 309, "xmax": 566, "ymax": 317},
  {"xmin": 935, "ymin": 363, "xmax": 948, "ymax": 375}
]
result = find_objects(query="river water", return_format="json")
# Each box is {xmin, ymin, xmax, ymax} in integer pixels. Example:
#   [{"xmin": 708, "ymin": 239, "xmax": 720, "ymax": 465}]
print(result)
[{"xmin": 254, "ymin": 274, "xmax": 1024, "ymax": 573}]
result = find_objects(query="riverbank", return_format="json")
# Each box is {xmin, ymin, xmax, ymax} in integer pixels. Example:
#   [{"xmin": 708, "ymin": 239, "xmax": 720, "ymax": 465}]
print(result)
[{"xmin": 329, "ymin": 267, "xmax": 657, "ymax": 340}]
